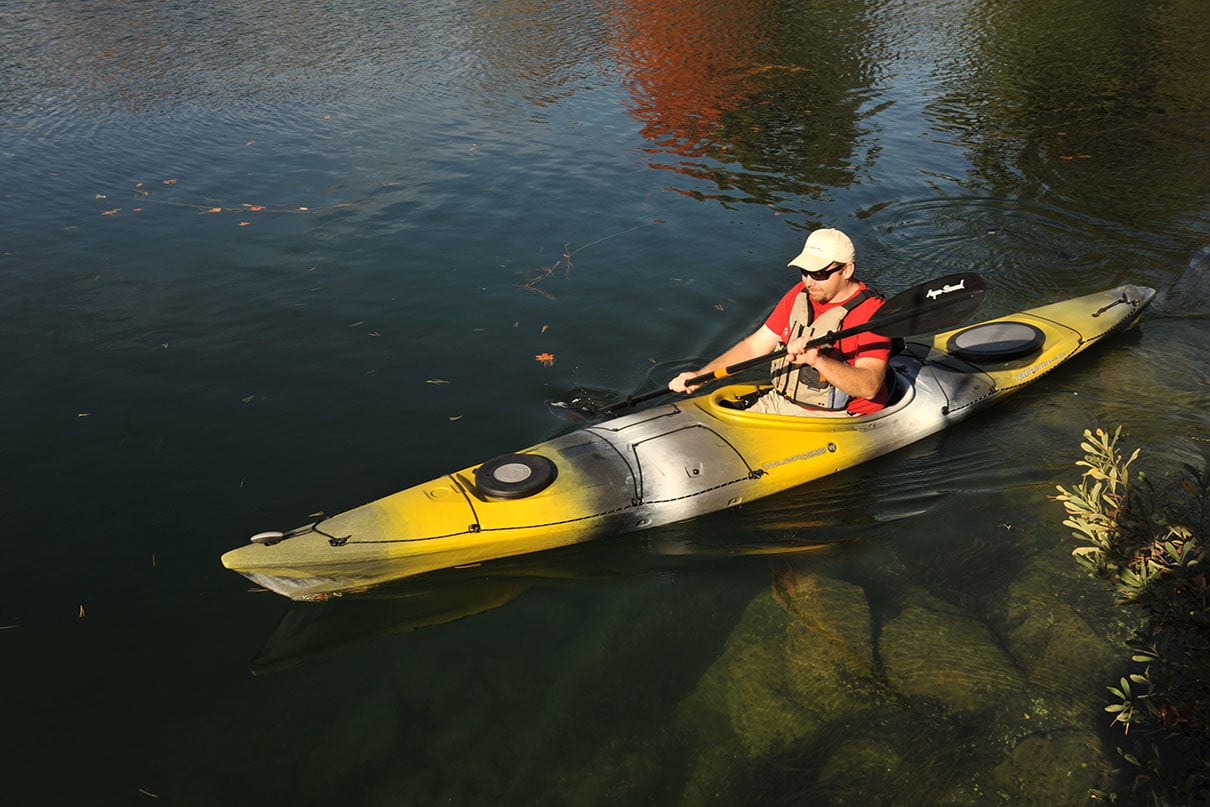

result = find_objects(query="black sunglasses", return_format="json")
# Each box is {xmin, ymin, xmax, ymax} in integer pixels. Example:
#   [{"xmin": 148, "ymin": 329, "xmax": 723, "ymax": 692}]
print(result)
[{"xmin": 801, "ymin": 261, "xmax": 846, "ymax": 281}]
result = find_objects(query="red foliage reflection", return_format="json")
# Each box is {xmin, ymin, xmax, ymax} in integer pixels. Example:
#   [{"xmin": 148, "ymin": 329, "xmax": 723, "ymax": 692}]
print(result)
[{"xmin": 610, "ymin": 0, "xmax": 777, "ymax": 159}]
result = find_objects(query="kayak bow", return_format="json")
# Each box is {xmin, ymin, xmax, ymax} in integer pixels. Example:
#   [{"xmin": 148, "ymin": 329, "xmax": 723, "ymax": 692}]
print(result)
[{"xmin": 222, "ymin": 284, "xmax": 1156, "ymax": 600}]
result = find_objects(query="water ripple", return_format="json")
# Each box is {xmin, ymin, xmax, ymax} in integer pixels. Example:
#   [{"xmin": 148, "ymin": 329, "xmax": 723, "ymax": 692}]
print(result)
[{"xmin": 856, "ymin": 196, "xmax": 1184, "ymax": 309}]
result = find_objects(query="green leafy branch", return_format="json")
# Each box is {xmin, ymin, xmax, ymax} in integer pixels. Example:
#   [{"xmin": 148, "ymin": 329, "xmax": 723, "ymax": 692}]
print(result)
[{"xmin": 1053, "ymin": 427, "xmax": 1209, "ymax": 804}]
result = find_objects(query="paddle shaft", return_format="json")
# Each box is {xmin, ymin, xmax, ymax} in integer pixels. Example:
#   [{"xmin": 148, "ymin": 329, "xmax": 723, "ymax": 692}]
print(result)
[{"xmin": 619, "ymin": 273, "xmax": 986, "ymax": 409}]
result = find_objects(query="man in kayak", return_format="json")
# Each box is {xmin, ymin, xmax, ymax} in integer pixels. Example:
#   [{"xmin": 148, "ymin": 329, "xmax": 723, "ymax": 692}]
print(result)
[{"xmin": 669, "ymin": 227, "xmax": 891, "ymax": 416}]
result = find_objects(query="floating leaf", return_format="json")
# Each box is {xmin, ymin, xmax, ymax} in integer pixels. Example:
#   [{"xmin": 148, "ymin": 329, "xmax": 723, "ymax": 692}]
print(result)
[
  {"xmin": 449, "ymin": 415, "xmax": 463, "ymax": 421},
  {"xmin": 241, "ymin": 395, "xmax": 255, "ymax": 403},
  {"xmin": 535, "ymin": 352, "xmax": 555, "ymax": 366},
  {"xmin": 426, "ymin": 379, "xmax": 450, "ymax": 384},
  {"xmin": 244, "ymin": 204, "xmax": 266, "ymax": 212},
  {"xmin": 96, "ymin": 194, "xmax": 107, "ymax": 199},
  {"xmin": 102, "ymin": 209, "xmax": 120, "ymax": 216},
  {"xmin": 163, "ymin": 178, "xmax": 177, "ymax": 185},
  {"xmin": 239, "ymin": 221, "xmax": 250, "ymax": 227},
  {"xmin": 207, "ymin": 207, "xmax": 222, "ymax": 214}
]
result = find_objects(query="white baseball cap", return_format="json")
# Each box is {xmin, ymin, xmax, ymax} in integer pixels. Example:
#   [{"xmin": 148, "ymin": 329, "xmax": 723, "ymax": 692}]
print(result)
[{"xmin": 787, "ymin": 228, "xmax": 855, "ymax": 272}]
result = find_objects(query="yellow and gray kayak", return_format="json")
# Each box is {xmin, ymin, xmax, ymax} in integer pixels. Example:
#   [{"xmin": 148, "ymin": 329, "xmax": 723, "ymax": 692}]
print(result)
[{"xmin": 222, "ymin": 284, "xmax": 1155, "ymax": 600}]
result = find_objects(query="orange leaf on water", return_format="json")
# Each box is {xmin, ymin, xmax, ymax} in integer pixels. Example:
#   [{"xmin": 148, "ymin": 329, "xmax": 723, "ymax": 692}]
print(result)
[
  {"xmin": 207, "ymin": 207, "xmax": 222, "ymax": 214},
  {"xmin": 163, "ymin": 179, "xmax": 177, "ymax": 185},
  {"xmin": 102, "ymin": 209, "xmax": 119, "ymax": 216},
  {"xmin": 535, "ymin": 352, "xmax": 555, "ymax": 366}
]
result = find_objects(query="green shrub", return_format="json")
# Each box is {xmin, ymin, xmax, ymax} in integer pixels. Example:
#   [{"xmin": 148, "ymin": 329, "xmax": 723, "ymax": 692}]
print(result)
[{"xmin": 1053, "ymin": 428, "xmax": 1209, "ymax": 804}]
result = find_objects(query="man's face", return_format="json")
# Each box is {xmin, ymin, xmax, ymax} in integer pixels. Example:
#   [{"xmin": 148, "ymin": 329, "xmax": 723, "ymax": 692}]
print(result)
[{"xmin": 802, "ymin": 261, "xmax": 851, "ymax": 302}]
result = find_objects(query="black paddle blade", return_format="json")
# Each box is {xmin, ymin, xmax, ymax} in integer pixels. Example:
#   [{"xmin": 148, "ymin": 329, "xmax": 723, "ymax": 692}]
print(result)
[
  {"xmin": 547, "ymin": 387, "xmax": 626, "ymax": 420},
  {"xmin": 871, "ymin": 272, "xmax": 987, "ymax": 337}
]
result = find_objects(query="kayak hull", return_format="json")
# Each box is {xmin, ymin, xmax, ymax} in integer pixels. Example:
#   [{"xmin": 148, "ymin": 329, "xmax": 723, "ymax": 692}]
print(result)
[{"xmin": 222, "ymin": 284, "xmax": 1155, "ymax": 600}]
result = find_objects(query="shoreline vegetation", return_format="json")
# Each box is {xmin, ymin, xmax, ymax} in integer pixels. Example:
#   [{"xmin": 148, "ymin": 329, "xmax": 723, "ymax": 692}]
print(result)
[{"xmin": 1054, "ymin": 427, "xmax": 1209, "ymax": 804}]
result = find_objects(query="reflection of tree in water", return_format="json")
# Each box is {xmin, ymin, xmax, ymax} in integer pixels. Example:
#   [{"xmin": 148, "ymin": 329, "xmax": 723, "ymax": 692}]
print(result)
[
  {"xmin": 926, "ymin": 0, "xmax": 1210, "ymax": 233},
  {"xmin": 610, "ymin": 0, "xmax": 879, "ymax": 212},
  {"xmin": 17, "ymin": 0, "xmax": 885, "ymax": 217}
]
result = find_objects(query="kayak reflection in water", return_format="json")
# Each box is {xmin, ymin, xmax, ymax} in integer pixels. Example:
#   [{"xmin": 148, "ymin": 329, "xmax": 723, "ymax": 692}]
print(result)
[{"xmin": 669, "ymin": 228, "xmax": 892, "ymax": 417}]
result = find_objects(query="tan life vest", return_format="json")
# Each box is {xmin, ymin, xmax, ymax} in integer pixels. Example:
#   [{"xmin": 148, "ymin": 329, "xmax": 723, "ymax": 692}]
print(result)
[{"xmin": 770, "ymin": 289, "xmax": 875, "ymax": 410}]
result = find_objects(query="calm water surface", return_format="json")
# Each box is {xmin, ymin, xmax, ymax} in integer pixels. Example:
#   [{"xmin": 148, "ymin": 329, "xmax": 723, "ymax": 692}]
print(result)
[{"xmin": 3, "ymin": 0, "xmax": 1209, "ymax": 803}]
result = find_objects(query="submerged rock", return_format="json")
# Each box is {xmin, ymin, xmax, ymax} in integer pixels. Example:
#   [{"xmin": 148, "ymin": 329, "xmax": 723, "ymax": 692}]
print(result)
[
  {"xmin": 986, "ymin": 730, "xmax": 1112, "ymax": 803},
  {"xmin": 881, "ymin": 590, "xmax": 1026, "ymax": 714},
  {"xmin": 672, "ymin": 549, "xmax": 1126, "ymax": 805},
  {"xmin": 814, "ymin": 736, "xmax": 906, "ymax": 802},
  {"xmin": 994, "ymin": 543, "xmax": 1124, "ymax": 727},
  {"xmin": 676, "ymin": 565, "xmax": 877, "ymax": 803}
]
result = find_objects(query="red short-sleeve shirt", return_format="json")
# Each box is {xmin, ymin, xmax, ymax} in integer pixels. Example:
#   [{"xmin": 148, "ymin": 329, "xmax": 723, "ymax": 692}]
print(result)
[{"xmin": 764, "ymin": 282, "xmax": 892, "ymax": 414}]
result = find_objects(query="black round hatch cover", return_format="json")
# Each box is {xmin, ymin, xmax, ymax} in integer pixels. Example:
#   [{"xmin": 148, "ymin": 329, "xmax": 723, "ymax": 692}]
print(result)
[
  {"xmin": 946, "ymin": 321, "xmax": 1045, "ymax": 362},
  {"xmin": 474, "ymin": 453, "xmax": 558, "ymax": 499}
]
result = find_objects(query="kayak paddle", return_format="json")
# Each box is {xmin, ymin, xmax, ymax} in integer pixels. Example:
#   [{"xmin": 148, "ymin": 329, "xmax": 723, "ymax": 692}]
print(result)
[{"xmin": 612, "ymin": 272, "xmax": 987, "ymax": 411}]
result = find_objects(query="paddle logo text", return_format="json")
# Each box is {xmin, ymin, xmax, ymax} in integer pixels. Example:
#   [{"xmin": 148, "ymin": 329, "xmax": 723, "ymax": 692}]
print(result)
[{"xmin": 925, "ymin": 279, "xmax": 966, "ymax": 300}]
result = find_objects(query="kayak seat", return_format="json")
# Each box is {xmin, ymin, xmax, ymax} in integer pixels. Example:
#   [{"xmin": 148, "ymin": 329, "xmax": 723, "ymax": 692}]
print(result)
[
  {"xmin": 719, "ymin": 372, "xmax": 908, "ymax": 412},
  {"xmin": 719, "ymin": 389, "xmax": 766, "ymax": 410}
]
